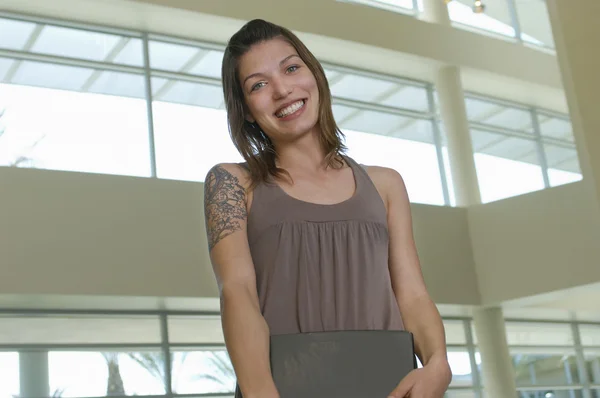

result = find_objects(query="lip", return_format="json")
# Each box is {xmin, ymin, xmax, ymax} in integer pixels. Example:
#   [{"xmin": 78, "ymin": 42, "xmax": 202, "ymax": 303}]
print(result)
[{"xmin": 274, "ymin": 99, "xmax": 307, "ymax": 116}]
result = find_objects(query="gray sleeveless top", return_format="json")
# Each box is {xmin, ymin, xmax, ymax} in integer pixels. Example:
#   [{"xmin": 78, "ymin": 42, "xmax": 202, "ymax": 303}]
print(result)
[{"xmin": 246, "ymin": 156, "xmax": 405, "ymax": 335}]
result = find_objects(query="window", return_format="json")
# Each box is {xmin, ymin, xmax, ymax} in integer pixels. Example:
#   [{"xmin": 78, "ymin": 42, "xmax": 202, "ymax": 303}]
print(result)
[
  {"xmin": 1, "ymin": 14, "xmax": 453, "ymax": 206},
  {"xmin": 0, "ymin": 16, "xmax": 151, "ymax": 177},
  {"xmin": 464, "ymin": 95, "xmax": 581, "ymax": 203},
  {"xmin": 0, "ymin": 314, "xmax": 162, "ymax": 345},
  {"xmin": 0, "ymin": 352, "xmax": 19, "ymax": 398},
  {"xmin": 328, "ymin": 68, "xmax": 449, "ymax": 205},
  {"xmin": 167, "ymin": 315, "xmax": 225, "ymax": 344},
  {"xmin": 512, "ymin": 350, "xmax": 580, "ymax": 386},
  {"xmin": 537, "ymin": 113, "xmax": 582, "ymax": 187},
  {"xmin": 49, "ymin": 351, "xmax": 167, "ymax": 396},
  {"xmin": 148, "ymin": 38, "xmax": 242, "ymax": 182},
  {"xmin": 0, "ymin": 311, "xmax": 233, "ymax": 398},
  {"xmin": 514, "ymin": 0, "xmax": 555, "ymax": 49},
  {"xmin": 337, "ymin": 0, "xmax": 422, "ymax": 16},
  {"xmin": 443, "ymin": 319, "xmax": 482, "ymax": 396},
  {"xmin": 519, "ymin": 391, "xmax": 584, "ymax": 398},
  {"xmin": 445, "ymin": 0, "xmax": 555, "ymax": 50},
  {"xmin": 506, "ymin": 321, "xmax": 589, "ymax": 397},
  {"xmin": 171, "ymin": 350, "xmax": 236, "ymax": 394},
  {"xmin": 448, "ymin": 0, "xmax": 516, "ymax": 39}
]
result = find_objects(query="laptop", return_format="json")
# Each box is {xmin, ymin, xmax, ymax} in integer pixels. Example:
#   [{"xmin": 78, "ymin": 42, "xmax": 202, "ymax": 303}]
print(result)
[{"xmin": 268, "ymin": 330, "xmax": 416, "ymax": 398}]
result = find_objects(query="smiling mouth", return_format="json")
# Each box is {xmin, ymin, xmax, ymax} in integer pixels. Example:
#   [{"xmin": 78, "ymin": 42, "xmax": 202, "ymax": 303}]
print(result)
[{"xmin": 275, "ymin": 99, "xmax": 306, "ymax": 118}]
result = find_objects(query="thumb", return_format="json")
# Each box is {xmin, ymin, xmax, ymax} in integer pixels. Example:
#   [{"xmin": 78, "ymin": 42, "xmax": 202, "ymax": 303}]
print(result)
[{"xmin": 388, "ymin": 371, "xmax": 417, "ymax": 398}]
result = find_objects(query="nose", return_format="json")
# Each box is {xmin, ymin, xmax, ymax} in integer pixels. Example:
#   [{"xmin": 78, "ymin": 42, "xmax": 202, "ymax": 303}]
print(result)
[{"xmin": 271, "ymin": 75, "xmax": 292, "ymax": 99}]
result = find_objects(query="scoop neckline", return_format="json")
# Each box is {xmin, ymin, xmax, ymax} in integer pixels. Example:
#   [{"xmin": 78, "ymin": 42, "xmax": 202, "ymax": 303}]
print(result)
[{"xmin": 270, "ymin": 155, "xmax": 360, "ymax": 207}]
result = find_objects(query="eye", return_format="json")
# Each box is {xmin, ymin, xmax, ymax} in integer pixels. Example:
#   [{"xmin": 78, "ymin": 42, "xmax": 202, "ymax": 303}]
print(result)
[
  {"xmin": 251, "ymin": 81, "xmax": 266, "ymax": 92},
  {"xmin": 286, "ymin": 65, "xmax": 299, "ymax": 73}
]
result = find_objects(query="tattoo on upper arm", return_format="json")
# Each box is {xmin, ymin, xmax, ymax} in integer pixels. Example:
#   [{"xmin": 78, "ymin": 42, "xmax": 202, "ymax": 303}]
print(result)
[{"xmin": 204, "ymin": 165, "xmax": 248, "ymax": 250}]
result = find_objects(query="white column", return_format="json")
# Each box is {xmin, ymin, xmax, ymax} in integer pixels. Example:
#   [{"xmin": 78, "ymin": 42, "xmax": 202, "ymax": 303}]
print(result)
[
  {"xmin": 472, "ymin": 307, "xmax": 518, "ymax": 398},
  {"xmin": 421, "ymin": 0, "xmax": 451, "ymax": 25},
  {"xmin": 435, "ymin": 65, "xmax": 481, "ymax": 206},
  {"xmin": 20, "ymin": 351, "xmax": 49, "ymax": 398}
]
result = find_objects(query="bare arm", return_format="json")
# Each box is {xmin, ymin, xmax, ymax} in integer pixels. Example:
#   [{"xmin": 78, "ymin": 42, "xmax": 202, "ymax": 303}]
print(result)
[
  {"xmin": 204, "ymin": 164, "xmax": 279, "ymax": 398},
  {"xmin": 381, "ymin": 168, "xmax": 451, "ymax": 381}
]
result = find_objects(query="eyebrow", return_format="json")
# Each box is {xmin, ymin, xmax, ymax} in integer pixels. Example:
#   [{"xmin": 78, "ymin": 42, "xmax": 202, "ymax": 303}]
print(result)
[{"xmin": 242, "ymin": 54, "xmax": 300, "ymax": 87}]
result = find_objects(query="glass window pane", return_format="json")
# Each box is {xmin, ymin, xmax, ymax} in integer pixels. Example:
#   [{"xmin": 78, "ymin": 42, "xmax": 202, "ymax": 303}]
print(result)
[
  {"xmin": 30, "ymin": 25, "xmax": 142, "ymax": 66},
  {"xmin": 466, "ymin": 98, "xmax": 534, "ymax": 134},
  {"xmin": 445, "ymin": 320, "xmax": 467, "ymax": 345},
  {"xmin": 49, "ymin": 351, "xmax": 166, "ymax": 397},
  {"xmin": 519, "ymin": 391, "xmax": 584, "ymax": 398},
  {"xmin": 378, "ymin": 84, "xmax": 430, "ymax": 113},
  {"xmin": 448, "ymin": 0, "xmax": 515, "ymax": 38},
  {"xmin": 448, "ymin": 349, "xmax": 476, "ymax": 387},
  {"xmin": 171, "ymin": 350, "xmax": 236, "ymax": 394},
  {"xmin": 537, "ymin": 115, "xmax": 574, "ymax": 142},
  {"xmin": 544, "ymin": 144, "xmax": 582, "ymax": 187},
  {"xmin": 472, "ymin": 131, "xmax": 544, "ymax": 203},
  {"xmin": 150, "ymin": 40, "xmax": 223, "ymax": 78},
  {"xmin": 87, "ymin": 70, "xmax": 146, "ymax": 99},
  {"xmin": 581, "ymin": 325, "xmax": 600, "ymax": 347},
  {"xmin": 0, "ymin": 17, "xmax": 37, "ymax": 50},
  {"xmin": 150, "ymin": 40, "xmax": 199, "ymax": 71},
  {"xmin": 331, "ymin": 73, "xmax": 397, "ymax": 103},
  {"xmin": 343, "ymin": 120, "xmax": 445, "ymax": 205},
  {"xmin": 153, "ymin": 77, "xmax": 223, "ymax": 108},
  {"xmin": 445, "ymin": 389, "xmax": 478, "ymax": 398},
  {"xmin": 167, "ymin": 316, "xmax": 225, "ymax": 344},
  {"xmin": 0, "ymin": 352, "xmax": 19, "ymax": 398},
  {"xmin": 12, "ymin": 60, "xmax": 95, "ymax": 91},
  {"xmin": 584, "ymin": 348, "xmax": 600, "ymax": 385},
  {"xmin": 341, "ymin": 0, "xmax": 416, "ymax": 14},
  {"xmin": 0, "ymin": 314, "xmax": 161, "ymax": 344},
  {"xmin": 516, "ymin": 0, "xmax": 555, "ymax": 48},
  {"xmin": 512, "ymin": 352, "xmax": 579, "ymax": 386},
  {"xmin": 505, "ymin": 322, "xmax": 574, "ymax": 346},
  {"xmin": 153, "ymin": 101, "xmax": 242, "ymax": 182},
  {"xmin": 0, "ymin": 80, "xmax": 151, "ymax": 177},
  {"xmin": 187, "ymin": 49, "xmax": 225, "ymax": 79}
]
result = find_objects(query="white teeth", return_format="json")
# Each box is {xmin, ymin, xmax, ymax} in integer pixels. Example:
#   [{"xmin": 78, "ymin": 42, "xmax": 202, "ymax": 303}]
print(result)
[{"xmin": 276, "ymin": 100, "xmax": 304, "ymax": 118}]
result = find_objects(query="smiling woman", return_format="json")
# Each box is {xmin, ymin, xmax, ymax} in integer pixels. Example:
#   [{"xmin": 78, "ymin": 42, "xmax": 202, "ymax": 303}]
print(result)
[
  {"xmin": 220, "ymin": 20, "xmax": 344, "ymax": 188},
  {"xmin": 203, "ymin": 19, "xmax": 451, "ymax": 398}
]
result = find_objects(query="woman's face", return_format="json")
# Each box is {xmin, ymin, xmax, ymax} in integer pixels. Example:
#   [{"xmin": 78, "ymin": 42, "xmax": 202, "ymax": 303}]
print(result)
[{"xmin": 238, "ymin": 38, "xmax": 320, "ymax": 144}]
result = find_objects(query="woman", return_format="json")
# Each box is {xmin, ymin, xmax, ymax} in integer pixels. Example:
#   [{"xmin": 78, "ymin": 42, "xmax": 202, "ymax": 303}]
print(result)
[{"xmin": 203, "ymin": 19, "xmax": 452, "ymax": 397}]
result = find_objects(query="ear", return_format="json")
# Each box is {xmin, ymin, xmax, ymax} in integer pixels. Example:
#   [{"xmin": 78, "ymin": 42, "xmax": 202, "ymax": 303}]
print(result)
[{"xmin": 245, "ymin": 115, "xmax": 255, "ymax": 123}]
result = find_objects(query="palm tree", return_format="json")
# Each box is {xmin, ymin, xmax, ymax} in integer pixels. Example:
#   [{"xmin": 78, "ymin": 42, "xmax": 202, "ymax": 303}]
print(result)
[
  {"xmin": 102, "ymin": 352, "xmax": 126, "ymax": 395},
  {"xmin": 0, "ymin": 105, "xmax": 45, "ymax": 167},
  {"xmin": 128, "ymin": 351, "xmax": 236, "ymax": 393},
  {"xmin": 127, "ymin": 352, "xmax": 177, "ymax": 391},
  {"xmin": 8, "ymin": 133, "xmax": 45, "ymax": 168},
  {"xmin": 198, "ymin": 351, "xmax": 236, "ymax": 390}
]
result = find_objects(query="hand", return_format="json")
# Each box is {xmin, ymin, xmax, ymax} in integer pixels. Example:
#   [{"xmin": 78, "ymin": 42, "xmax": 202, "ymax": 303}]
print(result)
[{"xmin": 388, "ymin": 357, "xmax": 452, "ymax": 398}]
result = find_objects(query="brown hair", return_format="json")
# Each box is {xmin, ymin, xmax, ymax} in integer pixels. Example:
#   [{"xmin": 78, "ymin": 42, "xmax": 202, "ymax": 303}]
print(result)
[{"xmin": 221, "ymin": 19, "xmax": 346, "ymax": 188}]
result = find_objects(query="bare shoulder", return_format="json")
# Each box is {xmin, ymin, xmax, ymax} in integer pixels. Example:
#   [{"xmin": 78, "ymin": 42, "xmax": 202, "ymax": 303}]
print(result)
[
  {"xmin": 203, "ymin": 163, "xmax": 252, "ymax": 251},
  {"xmin": 205, "ymin": 162, "xmax": 251, "ymax": 190},
  {"xmin": 363, "ymin": 165, "xmax": 408, "ymax": 204}
]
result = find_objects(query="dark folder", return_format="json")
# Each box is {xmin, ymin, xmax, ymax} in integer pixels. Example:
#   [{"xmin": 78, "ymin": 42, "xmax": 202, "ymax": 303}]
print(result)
[{"xmin": 268, "ymin": 330, "xmax": 417, "ymax": 398}]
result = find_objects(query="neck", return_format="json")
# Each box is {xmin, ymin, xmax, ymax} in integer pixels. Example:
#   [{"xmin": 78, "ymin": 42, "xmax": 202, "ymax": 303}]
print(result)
[{"xmin": 274, "ymin": 128, "xmax": 331, "ymax": 172}]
